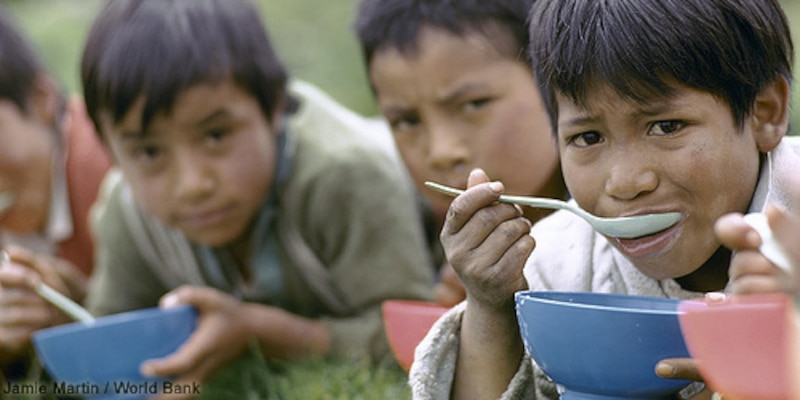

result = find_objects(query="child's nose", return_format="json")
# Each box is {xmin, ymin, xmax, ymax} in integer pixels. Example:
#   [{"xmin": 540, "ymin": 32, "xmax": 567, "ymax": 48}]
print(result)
[
  {"xmin": 603, "ymin": 156, "xmax": 658, "ymax": 201},
  {"xmin": 172, "ymin": 152, "xmax": 215, "ymax": 202},
  {"xmin": 427, "ymin": 121, "xmax": 469, "ymax": 173}
]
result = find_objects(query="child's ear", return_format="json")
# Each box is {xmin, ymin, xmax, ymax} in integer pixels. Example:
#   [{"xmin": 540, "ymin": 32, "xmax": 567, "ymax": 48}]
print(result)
[{"xmin": 751, "ymin": 77, "xmax": 790, "ymax": 153}]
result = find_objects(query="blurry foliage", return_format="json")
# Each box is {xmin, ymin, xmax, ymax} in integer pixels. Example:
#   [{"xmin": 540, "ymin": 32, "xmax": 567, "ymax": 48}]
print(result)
[
  {"xmin": 4, "ymin": 0, "xmax": 378, "ymax": 116},
  {"xmin": 6, "ymin": 0, "xmax": 800, "ymax": 126}
]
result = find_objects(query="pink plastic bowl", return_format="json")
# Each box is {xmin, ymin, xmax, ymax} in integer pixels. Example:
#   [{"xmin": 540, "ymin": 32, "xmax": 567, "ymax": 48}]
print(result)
[
  {"xmin": 678, "ymin": 293, "xmax": 800, "ymax": 400},
  {"xmin": 382, "ymin": 300, "xmax": 449, "ymax": 371}
]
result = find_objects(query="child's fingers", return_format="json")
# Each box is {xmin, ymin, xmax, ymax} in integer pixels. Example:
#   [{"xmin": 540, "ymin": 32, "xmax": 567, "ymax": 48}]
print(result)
[
  {"xmin": 159, "ymin": 285, "xmax": 236, "ymax": 312},
  {"xmin": 444, "ymin": 203, "xmax": 525, "ymax": 271},
  {"xmin": 466, "ymin": 168, "xmax": 490, "ymax": 188},
  {"xmin": 140, "ymin": 326, "xmax": 212, "ymax": 379},
  {"xmin": 0, "ymin": 262, "xmax": 40, "ymax": 288},
  {"xmin": 728, "ymin": 273, "xmax": 792, "ymax": 295},
  {"xmin": 139, "ymin": 347, "xmax": 193, "ymax": 379},
  {"xmin": 714, "ymin": 212, "xmax": 759, "ymax": 251},
  {"xmin": 443, "ymin": 181, "xmax": 505, "ymax": 234},
  {"xmin": 480, "ymin": 217, "xmax": 533, "ymax": 267},
  {"xmin": 728, "ymin": 249, "xmax": 781, "ymax": 276},
  {"xmin": 2, "ymin": 247, "xmax": 68, "ymax": 291},
  {"xmin": 654, "ymin": 357, "xmax": 704, "ymax": 382}
]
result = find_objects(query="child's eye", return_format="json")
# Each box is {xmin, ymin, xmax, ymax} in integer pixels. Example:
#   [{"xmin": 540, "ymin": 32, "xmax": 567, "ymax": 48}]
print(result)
[
  {"xmin": 462, "ymin": 98, "xmax": 491, "ymax": 113},
  {"xmin": 649, "ymin": 120, "xmax": 684, "ymax": 136},
  {"xmin": 389, "ymin": 115, "xmax": 421, "ymax": 133},
  {"xmin": 205, "ymin": 128, "xmax": 229, "ymax": 145},
  {"xmin": 568, "ymin": 131, "xmax": 604, "ymax": 148},
  {"xmin": 132, "ymin": 144, "xmax": 163, "ymax": 165}
]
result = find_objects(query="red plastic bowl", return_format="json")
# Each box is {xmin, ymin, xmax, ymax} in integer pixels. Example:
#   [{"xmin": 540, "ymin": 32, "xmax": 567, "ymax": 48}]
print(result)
[
  {"xmin": 382, "ymin": 300, "xmax": 449, "ymax": 371},
  {"xmin": 679, "ymin": 293, "xmax": 800, "ymax": 400}
]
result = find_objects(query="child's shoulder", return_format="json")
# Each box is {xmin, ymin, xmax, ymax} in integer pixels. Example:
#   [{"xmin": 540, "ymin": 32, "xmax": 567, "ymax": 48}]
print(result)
[
  {"xmin": 286, "ymin": 80, "xmax": 398, "ymax": 163},
  {"xmin": 283, "ymin": 80, "xmax": 405, "ymax": 185}
]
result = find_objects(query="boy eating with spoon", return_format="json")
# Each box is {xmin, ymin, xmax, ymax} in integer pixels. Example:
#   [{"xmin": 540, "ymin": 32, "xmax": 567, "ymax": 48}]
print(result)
[{"xmin": 410, "ymin": 0, "xmax": 799, "ymax": 399}]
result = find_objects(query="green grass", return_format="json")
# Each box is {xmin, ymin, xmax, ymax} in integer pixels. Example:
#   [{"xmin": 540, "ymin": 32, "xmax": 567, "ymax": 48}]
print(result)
[
  {"xmin": 9, "ymin": 346, "xmax": 411, "ymax": 400},
  {"xmin": 200, "ymin": 351, "xmax": 411, "ymax": 400}
]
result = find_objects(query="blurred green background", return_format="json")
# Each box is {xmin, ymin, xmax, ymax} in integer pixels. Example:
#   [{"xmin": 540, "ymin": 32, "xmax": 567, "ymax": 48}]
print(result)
[
  {"xmin": 7, "ymin": 0, "xmax": 800, "ymax": 129},
  {"xmin": 5, "ymin": 0, "xmax": 378, "ymax": 115}
]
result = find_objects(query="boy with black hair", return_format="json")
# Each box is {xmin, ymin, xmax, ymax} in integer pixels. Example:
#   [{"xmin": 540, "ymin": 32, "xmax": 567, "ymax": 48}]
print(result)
[
  {"xmin": 412, "ymin": 0, "xmax": 799, "ymax": 398},
  {"xmin": 81, "ymin": 0, "xmax": 432, "ymax": 394},
  {"xmin": 0, "ymin": 4, "xmax": 110, "ymax": 380},
  {"xmin": 354, "ymin": 0, "xmax": 567, "ymax": 306}
]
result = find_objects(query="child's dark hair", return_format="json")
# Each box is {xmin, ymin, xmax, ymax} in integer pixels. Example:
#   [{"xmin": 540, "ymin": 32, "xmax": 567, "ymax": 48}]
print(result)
[
  {"xmin": 0, "ymin": 5, "xmax": 46, "ymax": 114},
  {"xmin": 81, "ymin": 0, "xmax": 289, "ymax": 133},
  {"xmin": 354, "ymin": 0, "xmax": 533, "ymax": 69},
  {"xmin": 528, "ymin": 0, "xmax": 794, "ymax": 133}
]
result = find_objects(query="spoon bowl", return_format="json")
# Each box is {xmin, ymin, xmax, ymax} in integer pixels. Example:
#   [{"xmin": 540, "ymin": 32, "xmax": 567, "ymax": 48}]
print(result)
[{"xmin": 425, "ymin": 181, "xmax": 682, "ymax": 239}]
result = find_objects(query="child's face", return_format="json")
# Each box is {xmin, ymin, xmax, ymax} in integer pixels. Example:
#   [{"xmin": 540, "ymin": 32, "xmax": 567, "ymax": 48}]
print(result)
[
  {"xmin": 369, "ymin": 27, "xmax": 559, "ymax": 224},
  {"xmin": 557, "ymin": 84, "xmax": 765, "ymax": 280},
  {"xmin": 0, "ymin": 93, "xmax": 56, "ymax": 235},
  {"xmin": 100, "ymin": 80, "xmax": 278, "ymax": 247}
]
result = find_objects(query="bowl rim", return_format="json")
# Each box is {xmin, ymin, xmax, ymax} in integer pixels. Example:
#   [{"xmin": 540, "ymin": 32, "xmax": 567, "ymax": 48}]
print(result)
[
  {"xmin": 33, "ymin": 305, "xmax": 196, "ymax": 341},
  {"xmin": 515, "ymin": 290, "xmax": 688, "ymax": 315}
]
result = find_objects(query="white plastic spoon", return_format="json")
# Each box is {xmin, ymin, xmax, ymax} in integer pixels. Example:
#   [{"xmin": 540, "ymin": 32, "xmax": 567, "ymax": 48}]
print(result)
[
  {"xmin": 0, "ymin": 251, "xmax": 95, "ymax": 323},
  {"xmin": 742, "ymin": 213, "xmax": 800, "ymax": 310},
  {"xmin": 742, "ymin": 212, "xmax": 792, "ymax": 273},
  {"xmin": 425, "ymin": 181, "xmax": 682, "ymax": 239}
]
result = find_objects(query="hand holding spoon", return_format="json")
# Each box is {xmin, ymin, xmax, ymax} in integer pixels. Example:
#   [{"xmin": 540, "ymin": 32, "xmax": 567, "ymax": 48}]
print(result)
[
  {"xmin": 1, "ymin": 251, "xmax": 95, "ymax": 323},
  {"xmin": 425, "ymin": 181, "xmax": 682, "ymax": 239}
]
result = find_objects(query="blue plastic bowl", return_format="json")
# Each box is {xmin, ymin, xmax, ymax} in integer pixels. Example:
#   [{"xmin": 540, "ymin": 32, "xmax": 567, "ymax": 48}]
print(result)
[
  {"xmin": 32, "ymin": 305, "xmax": 197, "ymax": 400},
  {"xmin": 515, "ymin": 291, "xmax": 692, "ymax": 400}
]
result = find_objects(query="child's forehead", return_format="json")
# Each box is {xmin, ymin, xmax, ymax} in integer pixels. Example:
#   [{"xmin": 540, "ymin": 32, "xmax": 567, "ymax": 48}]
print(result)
[
  {"xmin": 381, "ymin": 23, "xmax": 521, "ymax": 64},
  {"xmin": 106, "ymin": 78, "xmax": 255, "ymax": 130},
  {"xmin": 556, "ymin": 80, "xmax": 682, "ymax": 111},
  {"xmin": 554, "ymin": 82, "xmax": 725, "ymax": 118}
]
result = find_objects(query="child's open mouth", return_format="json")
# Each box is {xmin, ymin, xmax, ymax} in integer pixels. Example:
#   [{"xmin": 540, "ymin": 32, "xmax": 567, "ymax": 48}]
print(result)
[{"xmin": 613, "ymin": 220, "xmax": 683, "ymax": 258}]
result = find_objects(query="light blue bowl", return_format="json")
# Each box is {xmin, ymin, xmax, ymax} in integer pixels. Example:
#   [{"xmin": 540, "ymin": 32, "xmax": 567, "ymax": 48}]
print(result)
[
  {"xmin": 515, "ymin": 291, "xmax": 691, "ymax": 400},
  {"xmin": 33, "ymin": 305, "xmax": 197, "ymax": 400}
]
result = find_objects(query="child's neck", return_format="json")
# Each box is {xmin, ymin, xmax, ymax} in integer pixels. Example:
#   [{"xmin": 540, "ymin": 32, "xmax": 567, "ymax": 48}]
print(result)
[
  {"xmin": 674, "ymin": 246, "xmax": 730, "ymax": 293},
  {"xmin": 227, "ymin": 237, "xmax": 253, "ymax": 282}
]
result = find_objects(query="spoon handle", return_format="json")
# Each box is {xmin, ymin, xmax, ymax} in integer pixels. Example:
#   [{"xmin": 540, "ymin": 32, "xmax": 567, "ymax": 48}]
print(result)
[
  {"xmin": 424, "ymin": 181, "xmax": 570, "ymax": 212},
  {"xmin": 34, "ymin": 283, "xmax": 96, "ymax": 323},
  {"xmin": 1, "ymin": 250, "xmax": 95, "ymax": 323}
]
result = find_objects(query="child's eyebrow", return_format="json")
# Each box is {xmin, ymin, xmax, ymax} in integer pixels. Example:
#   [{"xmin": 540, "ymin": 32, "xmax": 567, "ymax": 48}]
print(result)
[
  {"xmin": 380, "ymin": 106, "xmax": 412, "ymax": 120},
  {"xmin": 193, "ymin": 109, "xmax": 231, "ymax": 128},
  {"xmin": 631, "ymin": 103, "xmax": 677, "ymax": 120},
  {"xmin": 560, "ymin": 102, "xmax": 679, "ymax": 128},
  {"xmin": 560, "ymin": 115, "xmax": 599, "ymax": 128},
  {"xmin": 437, "ymin": 82, "xmax": 490, "ymax": 105},
  {"xmin": 119, "ymin": 129, "xmax": 150, "ymax": 141}
]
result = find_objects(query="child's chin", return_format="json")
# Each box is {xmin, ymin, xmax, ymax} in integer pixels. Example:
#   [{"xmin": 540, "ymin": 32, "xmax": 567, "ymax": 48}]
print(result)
[{"xmin": 183, "ymin": 229, "xmax": 241, "ymax": 247}]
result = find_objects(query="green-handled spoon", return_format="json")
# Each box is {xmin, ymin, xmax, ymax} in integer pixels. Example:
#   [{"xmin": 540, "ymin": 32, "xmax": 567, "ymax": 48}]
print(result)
[{"xmin": 425, "ymin": 181, "xmax": 682, "ymax": 239}]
